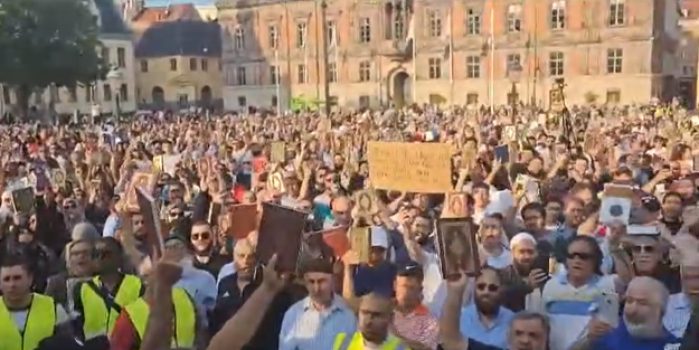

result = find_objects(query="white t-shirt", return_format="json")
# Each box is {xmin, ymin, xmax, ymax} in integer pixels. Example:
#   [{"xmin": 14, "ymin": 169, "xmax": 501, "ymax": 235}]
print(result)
[{"xmin": 10, "ymin": 304, "xmax": 70, "ymax": 330}]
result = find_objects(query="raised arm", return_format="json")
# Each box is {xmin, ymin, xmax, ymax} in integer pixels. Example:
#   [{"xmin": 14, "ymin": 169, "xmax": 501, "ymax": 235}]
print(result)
[{"xmin": 439, "ymin": 273, "xmax": 469, "ymax": 350}]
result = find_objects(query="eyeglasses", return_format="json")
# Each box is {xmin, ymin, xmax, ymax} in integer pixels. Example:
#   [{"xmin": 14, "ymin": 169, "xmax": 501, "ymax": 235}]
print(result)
[
  {"xmin": 632, "ymin": 245, "xmax": 655, "ymax": 254},
  {"xmin": 192, "ymin": 232, "xmax": 211, "ymax": 241},
  {"xmin": 567, "ymin": 252, "xmax": 594, "ymax": 261},
  {"xmin": 476, "ymin": 283, "xmax": 500, "ymax": 292}
]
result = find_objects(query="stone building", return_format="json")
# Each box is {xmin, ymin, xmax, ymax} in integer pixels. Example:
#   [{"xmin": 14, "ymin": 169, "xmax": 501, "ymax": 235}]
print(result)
[{"xmin": 218, "ymin": 0, "xmax": 682, "ymax": 110}]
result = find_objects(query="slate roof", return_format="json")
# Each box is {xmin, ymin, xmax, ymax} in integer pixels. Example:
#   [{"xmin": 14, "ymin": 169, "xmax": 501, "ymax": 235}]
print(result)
[
  {"xmin": 132, "ymin": 4, "xmax": 201, "ymax": 23},
  {"xmin": 146, "ymin": 0, "xmax": 215, "ymax": 5},
  {"xmin": 135, "ymin": 20, "xmax": 221, "ymax": 58},
  {"xmin": 93, "ymin": 0, "xmax": 130, "ymax": 34}
]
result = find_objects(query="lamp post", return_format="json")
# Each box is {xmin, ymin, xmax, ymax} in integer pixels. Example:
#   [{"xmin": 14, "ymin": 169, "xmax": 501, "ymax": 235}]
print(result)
[
  {"xmin": 507, "ymin": 62, "xmax": 522, "ymax": 125},
  {"xmin": 106, "ymin": 69, "xmax": 123, "ymax": 122}
]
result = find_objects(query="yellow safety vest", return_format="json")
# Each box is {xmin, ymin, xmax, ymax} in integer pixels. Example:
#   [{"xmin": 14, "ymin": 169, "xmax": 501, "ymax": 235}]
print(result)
[
  {"xmin": 80, "ymin": 274, "xmax": 142, "ymax": 339},
  {"xmin": 124, "ymin": 288, "xmax": 196, "ymax": 349},
  {"xmin": 332, "ymin": 332, "xmax": 409, "ymax": 350},
  {"xmin": 0, "ymin": 294, "xmax": 56, "ymax": 350}
]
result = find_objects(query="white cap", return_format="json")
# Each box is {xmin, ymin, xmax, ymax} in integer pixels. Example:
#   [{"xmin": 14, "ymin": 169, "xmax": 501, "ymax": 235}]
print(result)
[{"xmin": 370, "ymin": 226, "xmax": 389, "ymax": 248}]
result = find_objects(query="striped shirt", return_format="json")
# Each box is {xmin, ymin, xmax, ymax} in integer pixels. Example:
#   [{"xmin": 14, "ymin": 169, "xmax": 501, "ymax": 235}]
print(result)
[
  {"xmin": 663, "ymin": 293, "xmax": 692, "ymax": 338},
  {"xmin": 542, "ymin": 273, "xmax": 616, "ymax": 350},
  {"xmin": 393, "ymin": 304, "xmax": 439, "ymax": 349},
  {"xmin": 279, "ymin": 295, "xmax": 357, "ymax": 350}
]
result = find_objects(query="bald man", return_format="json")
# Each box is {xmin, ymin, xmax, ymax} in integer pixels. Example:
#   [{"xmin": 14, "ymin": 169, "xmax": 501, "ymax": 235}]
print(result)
[
  {"xmin": 572, "ymin": 276, "xmax": 681, "ymax": 350},
  {"xmin": 332, "ymin": 293, "xmax": 410, "ymax": 349}
]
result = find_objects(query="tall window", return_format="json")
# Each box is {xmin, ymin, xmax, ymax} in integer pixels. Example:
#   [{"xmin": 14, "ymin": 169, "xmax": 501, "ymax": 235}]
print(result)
[
  {"xmin": 328, "ymin": 62, "xmax": 337, "ymax": 83},
  {"xmin": 549, "ymin": 52, "xmax": 564, "ymax": 76},
  {"xmin": 270, "ymin": 66, "xmax": 280, "ymax": 85},
  {"xmin": 428, "ymin": 10, "xmax": 442, "ymax": 38},
  {"xmin": 507, "ymin": 4, "xmax": 522, "ymax": 33},
  {"xmin": 359, "ymin": 61, "xmax": 371, "ymax": 82},
  {"xmin": 190, "ymin": 58, "xmax": 197, "ymax": 71},
  {"xmin": 234, "ymin": 26, "xmax": 245, "ymax": 50},
  {"xmin": 103, "ymin": 84, "xmax": 112, "ymax": 102},
  {"xmin": 272, "ymin": 96, "xmax": 278, "ymax": 107},
  {"xmin": 466, "ymin": 56, "xmax": 481, "ymax": 78},
  {"xmin": 2, "ymin": 86, "xmax": 10, "ymax": 104},
  {"xmin": 327, "ymin": 20, "xmax": 337, "ymax": 46},
  {"xmin": 298, "ymin": 64, "xmax": 307, "ymax": 83},
  {"xmin": 609, "ymin": 0, "xmax": 625, "ymax": 26},
  {"xmin": 117, "ymin": 48, "xmax": 126, "ymax": 68},
  {"xmin": 102, "ymin": 47, "xmax": 110, "ymax": 63},
  {"xmin": 202, "ymin": 59, "xmax": 208, "ymax": 71},
  {"xmin": 466, "ymin": 8, "xmax": 481, "ymax": 35},
  {"xmin": 607, "ymin": 48, "xmax": 623, "ymax": 74},
  {"xmin": 507, "ymin": 53, "xmax": 521, "ymax": 71},
  {"xmin": 236, "ymin": 67, "xmax": 247, "ymax": 85},
  {"xmin": 269, "ymin": 24, "xmax": 279, "ymax": 49},
  {"xmin": 68, "ymin": 87, "xmax": 77, "ymax": 102},
  {"xmin": 428, "ymin": 58, "xmax": 442, "ymax": 79},
  {"xmin": 238, "ymin": 96, "xmax": 247, "ymax": 107},
  {"xmin": 85, "ymin": 86, "xmax": 92, "ymax": 103},
  {"xmin": 359, "ymin": 18, "xmax": 371, "ymax": 43},
  {"xmin": 170, "ymin": 58, "xmax": 177, "ymax": 71},
  {"xmin": 551, "ymin": 0, "xmax": 566, "ymax": 30},
  {"xmin": 140, "ymin": 60, "xmax": 148, "ymax": 72},
  {"xmin": 297, "ymin": 22, "xmax": 307, "ymax": 48},
  {"xmin": 119, "ymin": 84, "xmax": 128, "ymax": 101},
  {"xmin": 393, "ymin": 9, "xmax": 404, "ymax": 39}
]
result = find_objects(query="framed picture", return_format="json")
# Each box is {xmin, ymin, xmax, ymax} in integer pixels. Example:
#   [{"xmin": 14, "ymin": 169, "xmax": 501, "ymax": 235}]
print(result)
[
  {"xmin": 442, "ymin": 192, "xmax": 468, "ymax": 218},
  {"xmin": 436, "ymin": 218, "xmax": 479, "ymax": 279}
]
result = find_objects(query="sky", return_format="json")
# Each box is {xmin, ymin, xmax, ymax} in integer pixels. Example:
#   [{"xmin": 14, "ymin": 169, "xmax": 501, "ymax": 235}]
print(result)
[{"xmin": 145, "ymin": 0, "xmax": 215, "ymax": 6}]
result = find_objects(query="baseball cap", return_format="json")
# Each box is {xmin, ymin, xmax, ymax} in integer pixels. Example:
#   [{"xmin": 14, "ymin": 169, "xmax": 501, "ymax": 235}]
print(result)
[{"xmin": 396, "ymin": 261, "xmax": 424, "ymax": 280}]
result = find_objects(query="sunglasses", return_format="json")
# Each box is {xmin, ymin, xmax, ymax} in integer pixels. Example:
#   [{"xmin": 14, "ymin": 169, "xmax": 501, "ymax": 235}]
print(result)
[
  {"xmin": 476, "ymin": 283, "xmax": 500, "ymax": 292},
  {"xmin": 567, "ymin": 252, "xmax": 594, "ymax": 261},
  {"xmin": 632, "ymin": 245, "xmax": 655, "ymax": 254},
  {"xmin": 192, "ymin": 232, "xmax": 211, "ymax": 241}
]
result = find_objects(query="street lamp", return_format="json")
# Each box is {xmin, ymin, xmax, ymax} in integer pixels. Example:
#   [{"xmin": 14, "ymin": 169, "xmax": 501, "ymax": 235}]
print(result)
[
  {"xmin": 106, "ymin": 69, "xmax": 123, "ymax": 122},
  {"xmin": 507, "ymin": 62, "xmax": 522, "ymax": 124}
]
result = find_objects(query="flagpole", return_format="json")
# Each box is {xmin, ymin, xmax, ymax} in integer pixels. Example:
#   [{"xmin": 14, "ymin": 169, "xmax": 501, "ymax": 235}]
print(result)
[
  {"xmin": 275, "ymin": 49, "xmax": 281, "ymax": 116},
  {"xmin": 489, "ymin": 1, "xmax": 495, "ymax": 114},
  {"xmin": 448, "ymin": 5, "xmax": 454, "ymax": 103},
  {"xmin": 412, "ymin": 12, "xmax": 417, "ymax": 105}
]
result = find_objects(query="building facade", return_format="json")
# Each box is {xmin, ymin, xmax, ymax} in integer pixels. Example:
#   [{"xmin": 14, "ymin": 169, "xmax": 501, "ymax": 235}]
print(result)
[
  {"xmin": 1, "ymin": 0, "xmax": 137, "ymax": 117},
  {"xmin": 218, "ymin": 0, "xmax": 681, "ymax": 110},
  {"xmin": 134, "ymin": 21, "xmax": 223, "ymax": 110}
]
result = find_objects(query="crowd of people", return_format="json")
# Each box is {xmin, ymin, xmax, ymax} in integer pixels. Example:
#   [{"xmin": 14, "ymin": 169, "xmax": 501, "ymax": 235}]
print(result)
[{"xmin": 0, "ymin": 102, "xmax": 697, "ymax": 350}]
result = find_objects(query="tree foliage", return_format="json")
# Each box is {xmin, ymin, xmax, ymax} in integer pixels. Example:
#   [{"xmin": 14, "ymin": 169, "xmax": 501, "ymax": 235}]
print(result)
[{"xmin": 0, "ymin": 0, "xmax": 109, "ymax": 115}]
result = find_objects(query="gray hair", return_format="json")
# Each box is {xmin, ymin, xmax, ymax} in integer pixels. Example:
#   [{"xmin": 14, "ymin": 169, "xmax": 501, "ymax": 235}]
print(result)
[{"xmin": 509, "ymin": 311, "xmax": 550, "ymax": 336}]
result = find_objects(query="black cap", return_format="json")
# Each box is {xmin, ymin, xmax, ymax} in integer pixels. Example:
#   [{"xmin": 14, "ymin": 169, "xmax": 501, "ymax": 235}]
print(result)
[{"xmin": 396, "ymin": 261, "xmax": 424, "ymax": 280}]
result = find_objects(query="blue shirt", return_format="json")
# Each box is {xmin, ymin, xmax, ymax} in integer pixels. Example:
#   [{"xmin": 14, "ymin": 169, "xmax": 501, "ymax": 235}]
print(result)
[
  {"xmin": 663, "ymin": 293, "xmax": 693, "ymax": 338},
  {"xmin": 279, "ymin": 295, "xmax": 357, "ymax": 350},
  {"xmin": 458, "ymin": 303, "xmax": 514, "ymax": 349},
  {"xmin": 353, "ymin": 262, "xmax": 396, "ymax": 297},
  {"xmin": 593, "ymin": 320, "xmax": 681, "ymax": 350},
  {"xmin": 102, "ymin": 214, "xmax": 120, "ymax": 238}
]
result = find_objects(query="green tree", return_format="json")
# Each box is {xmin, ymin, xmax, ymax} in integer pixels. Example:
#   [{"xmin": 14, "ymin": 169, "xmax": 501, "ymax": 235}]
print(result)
[{"xmin": 0, "ymin": 0, "xmax": 109, "ymax": 118}]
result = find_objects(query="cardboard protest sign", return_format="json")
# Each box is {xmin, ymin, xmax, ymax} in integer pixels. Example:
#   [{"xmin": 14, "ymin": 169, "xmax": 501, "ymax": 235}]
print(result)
[
  {"xmin": 11, "ymin": 187, "xmax": 35, "ymax": 214},
  {"xmin": 257, "ymin": 203, "xmax": 306, "ymax": 272},
  {"xmin": 135, "ymin": 187, "xmax": 164, "ymax": 258},
  {"xmin": 600, "ymin": 184, "xmax": 634, "ymax": 225},
  {"xmin": 367, "ymin": 142, "xmax": 452, "ymax": 193},
  {"xmin": 227, "ymin": 204, "xmax": 258, "ymax": 239},
  {"xmin": 125, "ymin": 172, "xmax": 156, "ymax": 212},
  {"xmin": 270, "ymin": 142, "xmax": 286, "ymax": 164},
  {"xmin": 349, "ymin": 226, "xmax": 371, "ymax": 264},
  {"xmin": 442, "ymin": 192, "xmax": 468, "ymax": 218},
  {"xmin": 436, "ymin": 218, "xmax": 479, "ymax": 278}
]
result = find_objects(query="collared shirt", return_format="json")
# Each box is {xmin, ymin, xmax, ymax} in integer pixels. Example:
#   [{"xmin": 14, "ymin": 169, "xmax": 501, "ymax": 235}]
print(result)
[
  {"xmin": 664, "ymin": 293, "xmax": 693, "ymax": 338},
  {"xmin": 458, "ymin": 303, "xmax": 514, "ymax": 349},
  {"xmin": 592, "ymin": 320, "xmax": 681, "ymax": 350},
  {"xmin": 174, "ymin": 264, "xmax": 217, "ymax": 313},
  {"xmin": 279, "ymin": 295, "xmax": 356, "ymax": 350},
  {"xmin": 542, "ymin": 273, "xmax": 616, "ymax": 350},
  {"xmin": 393, "ymin": 304, "xmax": 439, "ymax": 349}
]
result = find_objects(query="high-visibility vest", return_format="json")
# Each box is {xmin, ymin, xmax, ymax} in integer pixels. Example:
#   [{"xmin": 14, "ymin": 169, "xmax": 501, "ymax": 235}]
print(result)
[
  {"xmin": 0, "ymin": 294, "xmax": 56, "ymax": 350},
  {"xmin": 80, "ymin": 274, "xmax": 142, "ymax": 339},
  {"xmin": 332, "ymin": 332, "xmax": 409, "ymax": 350},
  {"xmin": 124, "ymin": 288, "xmax": 196, "ymax": 349}
]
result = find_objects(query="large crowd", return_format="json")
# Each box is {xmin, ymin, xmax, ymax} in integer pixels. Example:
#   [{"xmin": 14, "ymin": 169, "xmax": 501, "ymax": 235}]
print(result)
[{"xmin": 0, "ymin": 102, "xmax": 697, "ymax": 350}]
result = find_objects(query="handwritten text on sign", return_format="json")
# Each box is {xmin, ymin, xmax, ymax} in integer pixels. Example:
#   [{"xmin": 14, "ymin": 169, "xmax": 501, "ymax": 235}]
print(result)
[{"xmin": 367, "ymin": 142, "xmax": 452, "ymax": 193}]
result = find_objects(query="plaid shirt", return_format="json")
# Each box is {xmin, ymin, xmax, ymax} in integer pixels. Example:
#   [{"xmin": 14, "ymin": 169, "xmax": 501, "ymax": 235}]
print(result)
[{"xmin": 393, "ymin": 304, "xmax": 439, "ymax": 350}]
